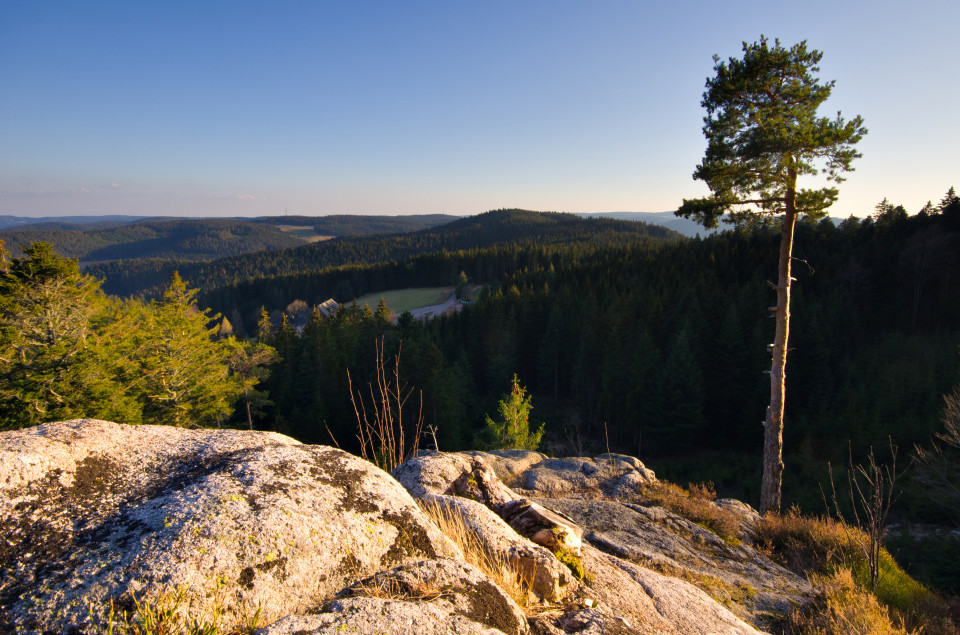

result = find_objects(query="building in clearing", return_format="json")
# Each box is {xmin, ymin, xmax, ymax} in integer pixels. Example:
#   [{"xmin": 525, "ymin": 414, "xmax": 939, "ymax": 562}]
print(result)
[{"xmin": 315, "ymin": 298, "xmax": 339, "ymax": 319}]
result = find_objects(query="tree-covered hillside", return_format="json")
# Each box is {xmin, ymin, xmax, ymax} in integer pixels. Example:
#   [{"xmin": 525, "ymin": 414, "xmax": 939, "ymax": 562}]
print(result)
[
  {"xmin": 0, "ymin": 218, "xmax": 306, "ymax": 262},
  {"xmin": 254, "ymin": 213, "xmax": 456, "ymax": 235},
  {"xmin": 245, "ymin": 193, "xmax": 960, "ymax": 522},
  {"xmin": 0, "ymin": 214, "xmax": 460, "ymax": 265},
  {"xmin": 89, "ymin": 209, "xmax": 681, "ymax": 299}
]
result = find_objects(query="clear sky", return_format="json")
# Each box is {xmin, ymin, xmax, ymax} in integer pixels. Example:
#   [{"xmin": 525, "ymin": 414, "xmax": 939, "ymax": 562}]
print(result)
[{"xmin": 1, "ymin": 1, "xmax": 957, "ymax": 219}]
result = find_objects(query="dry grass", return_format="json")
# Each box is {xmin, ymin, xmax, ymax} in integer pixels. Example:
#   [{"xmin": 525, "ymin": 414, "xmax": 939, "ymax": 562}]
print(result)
[
  {"xmin": 758, "ymin": 508, "xmax": 960, "ymax": 635},
  {"xmin": 418, "ymin": 498, "xmax": 533, "ymax": 611},
  {"xmin": 633, "ymin": 480, "xmax": 742, "ymax": 544},
  {"xmin": 346, "ymin": 571, "xmax": 451, "ymax": 602},
  {"xmin": 756, "ymin": 507, "xmax": 855, "ymax": 574},
  {"xmin": 92, "ymin": 587, "xmax": 263, "ymax": 635},
  {"xmin": 787, "ymin": 569, "xmax": 914, "ymax": 635}
]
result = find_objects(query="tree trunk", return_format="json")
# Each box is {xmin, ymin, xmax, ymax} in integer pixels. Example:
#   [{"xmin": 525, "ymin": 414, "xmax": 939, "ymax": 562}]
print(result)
[
  {"xmin": 244, "ymin": 387, "xmax": 254, "ymax": 430},
  {"xmin": 761, "ymin": 174, "xmax": 798, "ymax": 515}
]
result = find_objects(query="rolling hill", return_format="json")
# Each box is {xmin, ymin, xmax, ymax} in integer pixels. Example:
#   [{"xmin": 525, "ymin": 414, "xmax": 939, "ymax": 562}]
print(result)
[{"xmin": 87, "ymin": 209, "xmax": 684, "ymax": 298}]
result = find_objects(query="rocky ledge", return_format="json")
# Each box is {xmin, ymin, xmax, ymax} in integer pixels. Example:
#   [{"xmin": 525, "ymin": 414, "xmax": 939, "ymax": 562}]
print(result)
[{"xmin": 0, "ymin": 420, "xmax": 811, "ymax": 634}]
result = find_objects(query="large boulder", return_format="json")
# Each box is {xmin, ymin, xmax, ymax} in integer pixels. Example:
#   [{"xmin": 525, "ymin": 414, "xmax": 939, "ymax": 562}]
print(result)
[
  {"xmin": 421, "ymin": 494, "xmax": 578, "ymax": 602},
  {"xmin": 260, "ymin": 558, "xmax": 529, "ymax": 635},
  {"xmin": 579, "ymin": 544, "xmax": 764, "ymax": 635},
  {"xmin": 463, "ymin": 449, "xmax": 548, "ymax": 485},
  {"xmin": 0, "ymin": 420, "xmax": 459, "ymax": 633},
  {"xmin": 517, "ymin": 456, "xmax": 656, "ymax": 499},
  {"xmin": 394, "ymin": 453, "xmax": 579, "ymax": 602},
  {"xmin": 396, "ymin": 452, "xmax": 809, "ymax": 633},
  {"xmin": 539, "ymin": 498, "xmax": 810, "ymax": 630}
]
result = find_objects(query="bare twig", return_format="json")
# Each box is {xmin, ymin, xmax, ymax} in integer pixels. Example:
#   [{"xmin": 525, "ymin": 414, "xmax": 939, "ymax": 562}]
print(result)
[
  {"xmin": 349, "ymin": 337, "xmax": 423, "ymax": 472},
  {"xmin": 825, "ymin": 438, "xmax": 906, "ymax": 588}
]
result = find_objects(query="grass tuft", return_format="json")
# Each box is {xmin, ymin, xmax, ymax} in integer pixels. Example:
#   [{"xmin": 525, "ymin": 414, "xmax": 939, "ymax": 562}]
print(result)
[
  {"xmin": 787, "ymin": 568, "xmax": 915, "ymax": 635},
  {"xmin": 91, "ymin": 586, "xmax": 263, "ymax": 635},
  {"xmin": 418, "ymin": 498, "xmax": 532, "ymax": 611},
  {"xmin": 758, "ymin": 508, "xmax": 959, "ymax": 635},
  {"xmin": 631, "ymin": 480, "xmax": 742, "ymax": 544}
]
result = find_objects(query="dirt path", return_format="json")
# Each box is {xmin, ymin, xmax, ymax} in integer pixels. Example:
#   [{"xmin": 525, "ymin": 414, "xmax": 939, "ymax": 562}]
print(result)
[{"xmin": 407, "ymin": 293, "xmax": 461, "ymax": 320}]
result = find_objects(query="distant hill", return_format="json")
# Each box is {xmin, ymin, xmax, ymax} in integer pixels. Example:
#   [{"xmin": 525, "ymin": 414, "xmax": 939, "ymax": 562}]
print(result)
[
  {"xmin": 0, "ymin": 215, "xmax": 153, "ymax": 230},
  {"xmin": 0, "ymin": 214, "xmax": 461, "ymax": 263},
  {"xmin": 577, "ymin": 212, "xmax": 718, "ymax": 238},
  {"xmin": 0, "ymin": 219, "xmax": 306, "ymax": 262},
  {"xmin": 579, "ymin": 211, "xmax": 852, "ymax": 237},
  {"xmin": 88, "ymin": 209, "xmax": 684, "ymax": 298},
  {"xmin": 254, "ymin": 214, "xmax": 457, "ymax": 235}
]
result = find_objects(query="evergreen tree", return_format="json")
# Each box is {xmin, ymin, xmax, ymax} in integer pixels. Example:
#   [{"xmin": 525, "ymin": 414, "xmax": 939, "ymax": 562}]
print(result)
[
  {"xmin": 676, "ymin": 37, "xmax": 866, "ymax": 513},
  {"xmin": 940, "ymin": 187, "xmax": 960, "ymax": 229},
  {"xmin": 483, "ymin": 374, "xmax": 544, "ymax": 450},
  {"xmin": 133, "ymin": 272, "xmax": 243, "ymax": 427},
  {"xmin": 0, "ymin": 243, "xmax": 137, "ymax": 428},
  {"xmin": 375, "ymin": 297, "xmax": 391, "ymax": 326},
  {"xmin": 226, "ymin": 339, "xmax": 278, "ymax": 430}
]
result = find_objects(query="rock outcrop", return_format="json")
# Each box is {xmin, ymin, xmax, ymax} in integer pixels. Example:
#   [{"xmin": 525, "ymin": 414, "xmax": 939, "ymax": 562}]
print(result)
[
  {"xmin": 0, "ymin": 420, "xmax": 811, "ymax": 634},
  {"xmin": 394, "ymin": 453, "xmax": 581, "ymax": 603},
  {"xmin": 0, "ymin": 420, "xmax": 459, "ymax": 632},
  {"xmin": 260, "ymin": 558, "xmax": 529, "ymax": 635}
]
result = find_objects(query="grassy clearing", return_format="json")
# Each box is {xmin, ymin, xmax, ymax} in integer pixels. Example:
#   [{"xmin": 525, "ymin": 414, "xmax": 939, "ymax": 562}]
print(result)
[
  {"xmin": 275, "ymin": 225, "xmax": 332, "ymax": 243},
  {"xmin": 353, "ymin": 287, "xmax": 452, "ymax": 315}
]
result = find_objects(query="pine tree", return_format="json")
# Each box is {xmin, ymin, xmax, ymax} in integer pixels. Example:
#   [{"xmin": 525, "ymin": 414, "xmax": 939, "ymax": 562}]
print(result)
[{"xmin": 676, "ymin": 37, "xmax": 866, "ymax": 513}]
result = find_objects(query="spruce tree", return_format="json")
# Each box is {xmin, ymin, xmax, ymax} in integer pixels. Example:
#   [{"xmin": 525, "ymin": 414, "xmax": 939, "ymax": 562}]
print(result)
[
  {"xmin": 134, "ymin": 272, "xmax": 242, "ymax": 427},
  {"xmin": 0, "ymin": 243, "xmax": 137, "ymax": 428},
  {"xmin": 484, "ymin": 374, "xmax": 544, "ymax": 451}
]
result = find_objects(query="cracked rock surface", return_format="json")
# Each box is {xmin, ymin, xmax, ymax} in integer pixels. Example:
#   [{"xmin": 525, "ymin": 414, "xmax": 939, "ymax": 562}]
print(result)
[
  {"xmin": 2, "ymin": 422, "xmax": 812, "ymax": 634},
  {"xmin": 0, "ymin": 420, "xmax": 458, "ymax": 633}
]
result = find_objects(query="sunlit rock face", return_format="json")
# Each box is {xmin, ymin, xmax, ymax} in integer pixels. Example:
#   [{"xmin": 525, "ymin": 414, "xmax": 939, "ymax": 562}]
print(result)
[
  {"xmin": 1, "ymin": 420, "xmax": 808, "ymax": 634},
  {"xmin": 0, "ymin": 419, "xmax": 458, "ymax": 633}
]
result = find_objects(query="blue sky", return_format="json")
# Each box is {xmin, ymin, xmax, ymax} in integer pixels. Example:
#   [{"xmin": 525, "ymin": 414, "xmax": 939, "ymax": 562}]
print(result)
[{"xmin": 1, "ymin": 1, "xmax": 957, "ymax": 218}]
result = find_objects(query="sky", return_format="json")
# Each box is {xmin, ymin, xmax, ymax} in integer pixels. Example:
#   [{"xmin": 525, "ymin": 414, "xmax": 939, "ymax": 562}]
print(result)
[{"xmin": 1, "ymin": 1, "xmax": 957, "ymax": 219}]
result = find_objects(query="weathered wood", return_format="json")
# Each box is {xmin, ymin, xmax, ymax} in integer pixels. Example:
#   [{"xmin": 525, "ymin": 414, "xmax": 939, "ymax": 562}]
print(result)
[
  {"xmin": 452, "ymin": 457, "xmax": 583, "ymax": 555},
  {"xmin": 500, "ymin": 499, "xmax": 583, "ymax": 555}
]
